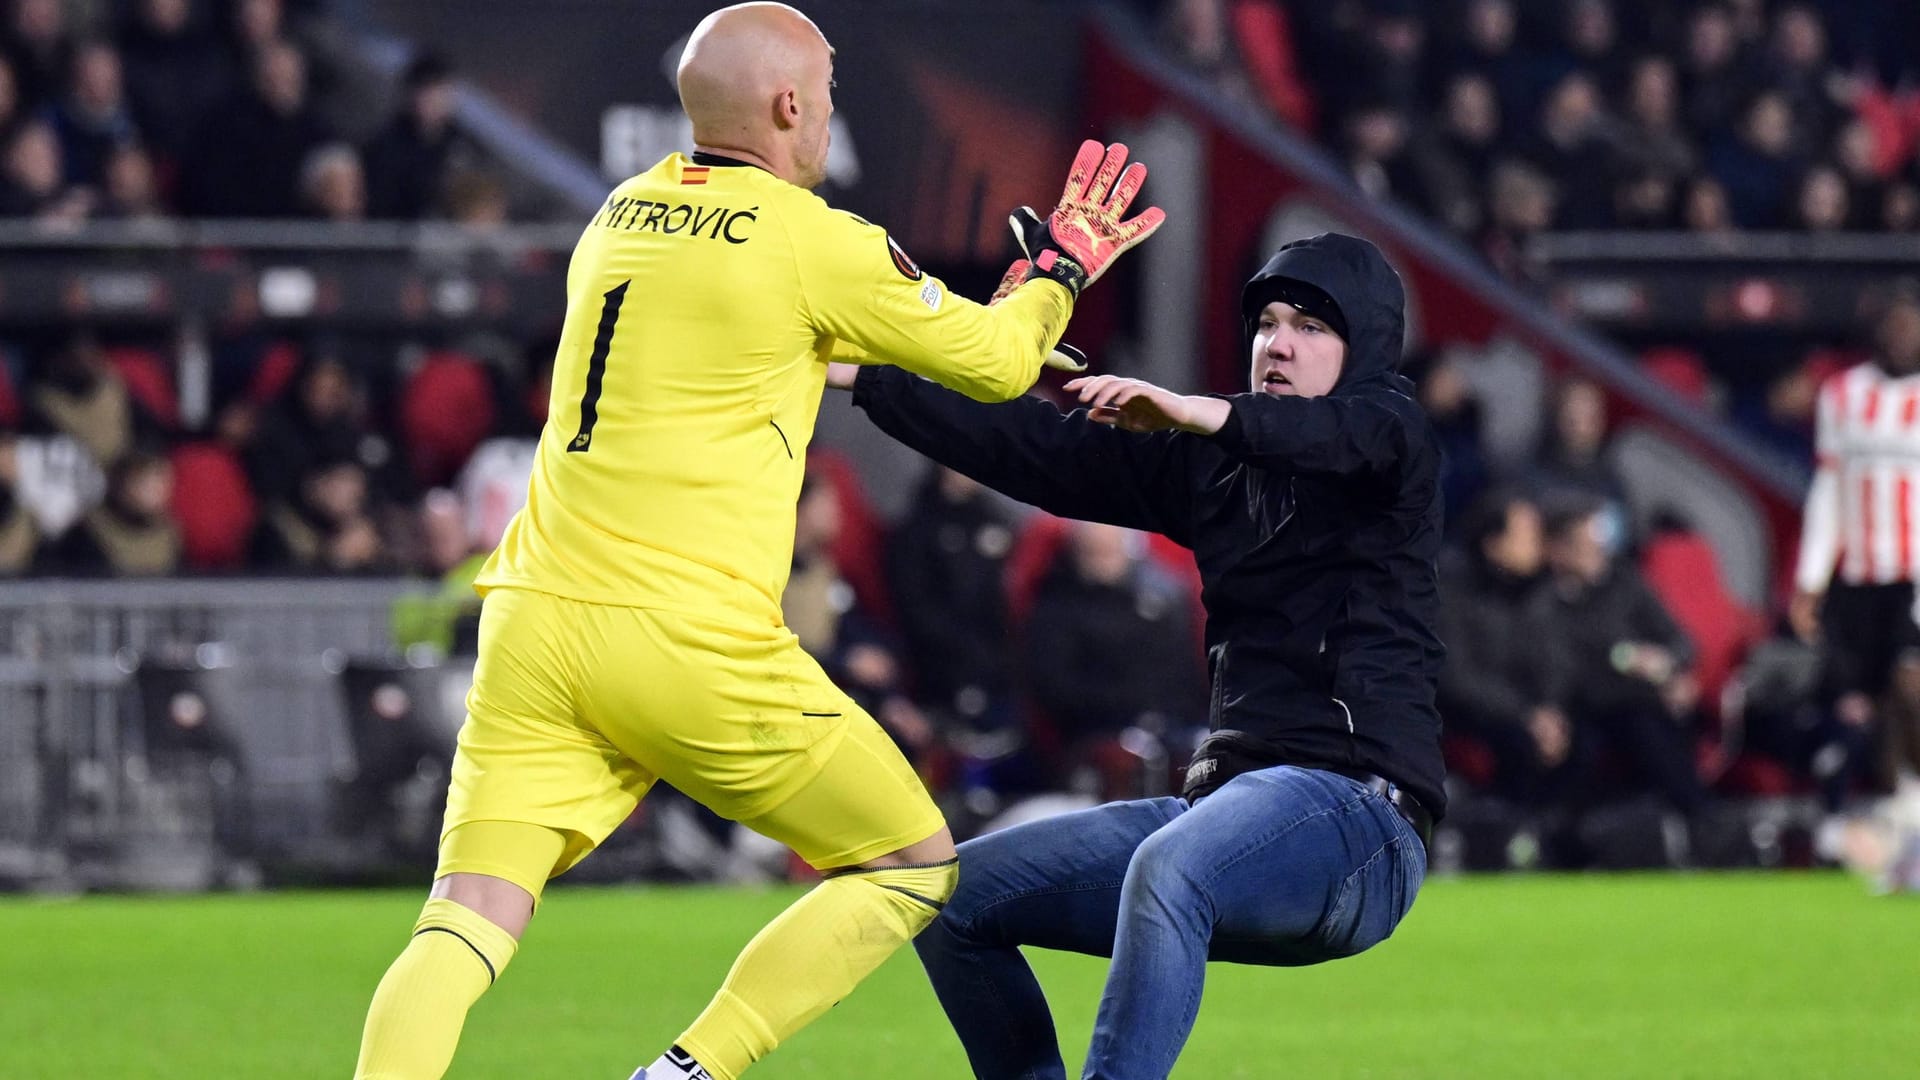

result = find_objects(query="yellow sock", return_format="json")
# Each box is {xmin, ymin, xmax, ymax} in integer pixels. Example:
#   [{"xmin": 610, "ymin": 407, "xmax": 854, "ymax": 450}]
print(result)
[
  {"xmin": 354, "ymin": 898, "xmax": 519, "ymax": 1080},
  {"xmin": 675, "ymin": 859, "xmax": 958, "ymax": 1080}
]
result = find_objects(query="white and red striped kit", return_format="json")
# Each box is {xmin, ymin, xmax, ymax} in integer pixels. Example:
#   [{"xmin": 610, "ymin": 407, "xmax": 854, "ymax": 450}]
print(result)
[{"xmin": 1797, "ymin": 362, "xmax": 1920, "ymax": 591}]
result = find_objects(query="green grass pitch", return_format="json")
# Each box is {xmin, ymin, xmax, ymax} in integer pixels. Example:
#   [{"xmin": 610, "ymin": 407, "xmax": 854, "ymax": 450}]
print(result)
[{"xmin": 0, "ymin": 873, "xmax": 1912, "ymax": 1078}]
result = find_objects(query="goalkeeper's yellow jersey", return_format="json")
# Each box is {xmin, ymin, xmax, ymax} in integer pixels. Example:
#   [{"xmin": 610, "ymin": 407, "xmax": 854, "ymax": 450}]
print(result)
[{"xmin": 475, "ymin": 152, "xmax": 1073, "ymax": 625}]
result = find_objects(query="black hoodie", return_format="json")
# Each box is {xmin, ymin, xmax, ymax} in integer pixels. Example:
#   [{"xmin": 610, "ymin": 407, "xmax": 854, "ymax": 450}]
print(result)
[{"xmin": 852, "ymin": 233, "xmax": 1448, "ymax": 818}]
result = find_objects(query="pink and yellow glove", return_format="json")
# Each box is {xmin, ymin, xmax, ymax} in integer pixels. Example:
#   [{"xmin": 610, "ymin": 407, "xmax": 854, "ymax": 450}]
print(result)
[{"xmin": 1012, "ymin": 140, "xmax": 1166, "ymax": 298}]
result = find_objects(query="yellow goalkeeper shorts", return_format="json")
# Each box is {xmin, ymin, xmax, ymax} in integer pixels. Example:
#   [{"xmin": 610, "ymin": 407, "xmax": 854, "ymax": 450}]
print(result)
[{"xmin": 437, "ymin": 587, "xmax": 945, "ymax": 896}]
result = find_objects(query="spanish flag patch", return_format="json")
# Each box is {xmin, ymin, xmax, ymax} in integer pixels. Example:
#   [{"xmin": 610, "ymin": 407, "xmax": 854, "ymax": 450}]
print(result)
[{"xmin": 682, "ymin": 166, "xmax": 710, "ymax": 186}]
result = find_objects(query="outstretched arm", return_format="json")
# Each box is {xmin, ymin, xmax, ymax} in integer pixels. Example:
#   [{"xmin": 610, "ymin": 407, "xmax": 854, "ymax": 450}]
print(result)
[
  {"xmin": 837, "ymin": 364, "xmax": 1195, "ymax": 545},
  {"xmin": 1053, "ymin": 373, "xmax": 1414, "ymax": 477}
]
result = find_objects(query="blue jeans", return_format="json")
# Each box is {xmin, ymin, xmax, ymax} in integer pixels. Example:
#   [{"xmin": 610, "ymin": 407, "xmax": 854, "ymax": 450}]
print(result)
[{"xmin": 914, "ymin": 766, "xmax": 1427, "ymax": 1080}]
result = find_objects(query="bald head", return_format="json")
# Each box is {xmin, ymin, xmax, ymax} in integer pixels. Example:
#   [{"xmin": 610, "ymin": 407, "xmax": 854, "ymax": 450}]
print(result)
[{"xmin": 678, "ymin": 3, "xmax": 835, "ymax": 188}]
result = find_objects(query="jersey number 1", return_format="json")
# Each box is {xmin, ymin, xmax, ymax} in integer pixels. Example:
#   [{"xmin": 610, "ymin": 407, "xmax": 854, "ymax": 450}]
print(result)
[{"xmin": 567, "ymin": 280, "xmax": 631, "ymax": 453}]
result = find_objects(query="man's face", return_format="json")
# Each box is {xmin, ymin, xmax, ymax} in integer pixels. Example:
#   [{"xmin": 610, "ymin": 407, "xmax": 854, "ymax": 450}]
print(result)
[
  {"xmin": 1880, "ymin": 300, "xmax": 1920, "ymax": 374},
  {"xmin": 122, "ymin": 463, "xmax": 173, "ymax": 519},
  {"xmin": 1249, "ymin": 300, "xmax": 1346, "ymax": 398},
  {"xmin": 1486, "ymin": 502, "xmax": 1543, "ymax": 576},
  {"xmin": 791, "ymin": 45, "xmax": 834, "ymax": 190},
  {"xmin": 1548, "ymin": 513, "xmax": 1611, "ymax": 584}
]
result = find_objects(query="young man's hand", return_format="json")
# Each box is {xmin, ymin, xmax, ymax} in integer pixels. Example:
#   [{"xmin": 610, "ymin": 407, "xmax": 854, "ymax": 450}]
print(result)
[{"xmin": 1065, "ymin": 374, "xmax": 1231, "ymax": 435}]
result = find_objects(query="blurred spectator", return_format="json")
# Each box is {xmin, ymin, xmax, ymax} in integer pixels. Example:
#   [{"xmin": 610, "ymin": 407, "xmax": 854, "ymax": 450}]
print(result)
[
  {"xmin": 44, "ymin": 448, "xmax": 179, "ymax": 576},
  {"xmin": 98, "ymin": 141, "xmax": 164, "ymax": 220},
  {"xmin": 0, "ymin": 118, "xmax": 89, "ymax": 220},
  {"xmin": 1437, "ymin": 489, "xmax": 1574, "ymax": 807},
  {"xmin": 1763, "ymin": 4, "xmax": 1841, "ymax": 156},
  {"xmin": 1339, "ymin": 99, "xmax": 1425, "ymax": 210},
  {"xmin": 1523, "ymin": 72, "xmax": 1615, "ymax": 229},
  {"xmin": 886, "ymin": 465, "xmax": 1018, "ymax": 733},
  {"xmin": 0, "ymin": 430, "xmax": 35, "ymax": 574},
  {"xmin": 1447, "ymin": 0, "xmax": 1532, "ymax": 138},
  {"xmin": 1551, "ymin": 0, "xmax": 1625, "ymax": 94},
  {"xmin": 2, "ymin": 0, "xmax": 69, "ymax": 107},
  {"xmin": 453, "ymin": 435, "xmax": 535, "ymax": 553},
  {"xmin": 1792, "ymin": 163, "xmax": 1850, "ymax": 232},
  {"xmin": 1679, "ymin": 3, "xmax": 1753, "ymax": 142},
  {"xmin": 363, "ymin": 51, "xmax": 475, "ymax": 221},
  {"xmin": 1535, "ymin": 494, "xmax": 1708, "ymax": 818},
  {"xmin": 1436, "ymin": 71, "xmax": 1504, "ymax": 186},
  {"xmin": 1707, "ymin": 90, "xmax": 1800, "ymax": 228},
  {"xmin": 1881, "ymin": 181, "xmax": 1919, "ymax": 234},
  {"xmin": 442, "ymin": 167, "xmax": 509, "ymax": 230},
  {"xmin": 1613, "ymin": 54, "xmax": 1696, "ymax": 182},
  {"xmin": 120, "ymin": 0, "xmax": 233, "ymax": 174},
  {"xmin": 1414, "ymin": 351, "xmax": 1489, "ymax": 520},
  {"xmin": 1611, "ymin": 167, "xmax": 1680, "ymax": 230},
  {"xmin": 1681, "ymin": 173, "xmax": 1736, "ymax": 233},
  {"xmin": 1830, "ymin": 118, "xmax": 1885, "ymax": 230},
  {"xmin": 1022, "ymin": 521, "xmax": 1204, "ymax": 793},
  {"xmin": 298, "ymin": 141, "xmax": 363, "ymax": 221},
  {"xmin": 390, "ymin": 487, "xmax": 484, "ymax": 655},
  {"xmin": 784, "ymin": 470, "xmax": 931, "ymax": 759},
  {"xmin": 1423, "ymin": 72, "xmax": 1503, "ymax": 235},
  {"xmin": 250, "ymin": 453, "xmax": 392, "ymax": 573},
  {"xmin": 247, "ymin": 349, "xmax": 371, "ymax": 506},
  {"xmin": 1479, "ymin": 158, "xmax": 1556, "ymax": 281},
  {"xmin": 1351, "ymin": 0, "xmax": 1426, "ymax": 117},
  {"xmin": 1528, "ymin": 376, "xmax": 1627, "ymax": 513},
  {"xmin": 45, "ymin": 39, "xmax": 137, "ymax": 188},
  {"xmin": 26, "ymin": 332, "xmax": 150, "ymax": 467},
  {"xmin": 182, "ymin": 38, "xmax": 329, "ymax": 218}
]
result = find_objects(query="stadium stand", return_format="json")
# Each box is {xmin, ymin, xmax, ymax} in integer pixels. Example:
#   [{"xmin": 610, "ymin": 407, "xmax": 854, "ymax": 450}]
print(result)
[{"xmin": 4, "ymin": 0, "xmax": 1917, "ymax": 884}]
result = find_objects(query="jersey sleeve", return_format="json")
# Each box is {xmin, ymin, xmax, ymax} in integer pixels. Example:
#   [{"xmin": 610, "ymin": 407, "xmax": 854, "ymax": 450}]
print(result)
[
  {"xmin": 1794, "ymin": 376, "xmax": 1844, "ymax": 592},
  {"xmin": 790, "ymin": 205, "xmax": 1073, "ymax": 402}
]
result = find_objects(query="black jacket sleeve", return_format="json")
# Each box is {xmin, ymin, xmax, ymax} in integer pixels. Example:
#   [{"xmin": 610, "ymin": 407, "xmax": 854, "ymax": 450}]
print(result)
[
  {"xmin": 1208, "ymin": 386, "xmax": 1416, "ymax": 477},
  {"xmin": 853, "ymin": 366, "xmax": 1195, "ymax": 545}
]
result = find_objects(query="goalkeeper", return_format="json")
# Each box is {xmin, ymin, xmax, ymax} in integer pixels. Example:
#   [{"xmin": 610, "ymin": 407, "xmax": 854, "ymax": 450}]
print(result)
[
  {"xmin": 830, "ymin": 232, "xmax": 1443, "ymax": 1080},
  {"xmin": 349, "ymin": 4, "xmax": 1162, "ymax": 1080}
]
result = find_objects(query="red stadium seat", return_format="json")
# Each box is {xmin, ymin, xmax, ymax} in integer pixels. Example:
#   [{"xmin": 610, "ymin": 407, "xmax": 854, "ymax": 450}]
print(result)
[
  {"xmin": 1442, "ymin": 731, "xmax": 1498, "ymax": 791},
  {"xmin": 400, "ymin": 351, "xmax": 497, "ymax": 488},
  {"xmin": 1639, "ymin": 347, "xmax": 1711, "ymax": 408},
  {"xmin": 105, "ymin": 346, "xmax": 180, "ymax": 430},
  {"xmin": 0, "ymin": 354, "xmax": 20, "ymax": 427},
  {"xmin": 1641, "ymin": 530, "xmax": 1768, "ymax": 710},
  {"xmin": 1231, "ymin": 0, "xmax": 1317, "ymax": 133},
  {"xmin": 246, "ymin": 340, "xmax": 302, "ymax": 405},
  {"xmin": 170, "ymin": 441, "xmax": 257, "ymax": 570},
  {"xmin": 1005, "ymin": 513, "xmax": 1071, "ymax": 625}
]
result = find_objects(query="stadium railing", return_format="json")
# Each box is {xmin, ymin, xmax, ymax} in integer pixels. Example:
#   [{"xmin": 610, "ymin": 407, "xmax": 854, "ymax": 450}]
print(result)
[{"xmin": 0, "ymin": 579, "xmax": 437, "ymax": 891}]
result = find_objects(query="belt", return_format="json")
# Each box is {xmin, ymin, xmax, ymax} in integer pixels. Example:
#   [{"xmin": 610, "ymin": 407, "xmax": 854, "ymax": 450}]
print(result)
[{"xmin": 1327, "ymin": 767, "xmax": 1432, "ymax": 851}]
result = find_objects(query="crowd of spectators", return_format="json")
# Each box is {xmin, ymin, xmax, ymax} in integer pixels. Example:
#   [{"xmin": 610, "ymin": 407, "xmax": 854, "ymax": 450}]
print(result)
[
  {"xmin": 0, "ymin": 0, "xmax": 507, "ymax": 225},
  {"xmin": 5, "ymin": 0, "xmax": 1913, "ymax": 867},
  {"xmin": 0, "ymin": 327, "xmax": 551, "ymax": 580},
  {"xmin": 1157, "ymin": 0, "xmax": 1920, "ymax": 278}
]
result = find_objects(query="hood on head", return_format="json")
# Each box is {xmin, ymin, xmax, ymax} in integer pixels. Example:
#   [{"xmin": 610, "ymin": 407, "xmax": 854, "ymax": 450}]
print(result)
[{"xmin": 1241, "ymin": 232, "xmax": 1407, "ymax": 393}]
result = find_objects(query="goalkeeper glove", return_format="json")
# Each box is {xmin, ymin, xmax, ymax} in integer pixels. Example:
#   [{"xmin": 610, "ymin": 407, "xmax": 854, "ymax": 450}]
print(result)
[
  {"xmin": 1012, "ymin": 140, "xmax": 1165, "ymax": 299},
  {"xmin": 989, "ymin": 258, "xmax": 1088, "ymax": 373}
]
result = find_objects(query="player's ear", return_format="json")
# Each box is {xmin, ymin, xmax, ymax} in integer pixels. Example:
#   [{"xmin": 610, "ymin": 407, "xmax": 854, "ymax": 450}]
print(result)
[{"xmin": 772, "ymin": 86, "xmax": 800, "ymax": 130}]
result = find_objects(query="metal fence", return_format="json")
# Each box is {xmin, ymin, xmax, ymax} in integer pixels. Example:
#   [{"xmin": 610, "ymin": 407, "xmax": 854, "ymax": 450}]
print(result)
[{"xmin": 0, "ymin": 579, "xmax": 440, "ymax": 890}]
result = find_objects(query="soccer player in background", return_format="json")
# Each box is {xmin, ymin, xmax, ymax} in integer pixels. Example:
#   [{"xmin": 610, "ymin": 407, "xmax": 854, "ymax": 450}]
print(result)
[
  {"xmin": 349, "ymin": 4, "xmax": 1163, "ymax": 1079},
  {"xmin": 830, "ymin": 232, "xmax": 1441, "ymax": 1079},
  {"xmin": 1791, "ymin": 289, "xmax": 1920, "ymax": 809}
]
